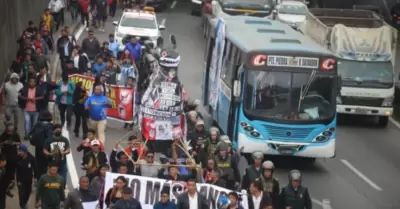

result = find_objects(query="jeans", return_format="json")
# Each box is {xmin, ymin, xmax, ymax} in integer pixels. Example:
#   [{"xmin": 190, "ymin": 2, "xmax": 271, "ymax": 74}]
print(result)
[
  {"xmin": 109, "ymin": 2, "xmax": 117, "ymax": 17},
  {"xmin": 89, "ymin": 119, "xmax": 106, "ymax": 143},
  {"xmin": 23, "ymin": 111, "xmax": 39, "ymax": 135},
  {"xmin": 58, "ymin": 104, "xmax": 73, "ymax": 127},
  {"xmin": 51, "ymin": 12, "xmax": 61, "ymax": 31},
  {"xmin": 81, "ymin": 12, "xmax": 89, "ymax": 27},
  {"xmin": 4, "ymin": 105, "xmax": 19, "ymax": 128},
  {"xmin": 59, "ymin": 162, "xmax": 68, "ymax": 186},
  {"xmin": 70, "ymin": 2, "xmax": 79, "ymax": 20}
]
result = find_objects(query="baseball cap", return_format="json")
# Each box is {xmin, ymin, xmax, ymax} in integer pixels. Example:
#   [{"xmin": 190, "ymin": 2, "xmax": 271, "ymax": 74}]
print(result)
[{"xmin": 90, "ymin": 140, "xmax": 101, "ymax": 147}]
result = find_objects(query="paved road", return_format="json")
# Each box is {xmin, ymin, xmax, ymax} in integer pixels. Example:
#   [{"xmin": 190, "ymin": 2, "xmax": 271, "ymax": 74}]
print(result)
[{"xmin": 64, "ymin": 1, "xmax": 400, "ymax": 209}]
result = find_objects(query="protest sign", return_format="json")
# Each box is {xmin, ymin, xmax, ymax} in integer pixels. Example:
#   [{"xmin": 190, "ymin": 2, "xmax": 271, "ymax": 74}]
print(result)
[
  {"xmin": 103, "ymin": 172, "xmax": 248, "ymax": 209},
  {"xmin": 51, "ymin": 74, "xmax": 136, "ymax": 122}
]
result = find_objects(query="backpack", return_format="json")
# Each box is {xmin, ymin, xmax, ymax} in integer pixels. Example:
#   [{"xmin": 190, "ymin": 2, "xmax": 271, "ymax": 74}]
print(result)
[{"xmin": 29, "ymin": 122, "xmax": 51, "ymax": 147}]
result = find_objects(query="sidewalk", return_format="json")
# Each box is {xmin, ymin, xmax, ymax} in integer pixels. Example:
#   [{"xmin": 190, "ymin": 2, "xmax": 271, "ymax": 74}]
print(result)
[{"xmin": 3, "ymin": 10, "xmax": 81, "ymax": 209}]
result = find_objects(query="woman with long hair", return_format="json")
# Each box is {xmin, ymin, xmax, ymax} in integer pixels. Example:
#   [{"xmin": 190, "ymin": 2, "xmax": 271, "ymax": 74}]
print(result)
[
  {"xmin": 89, "ymin": 74, "xmax": 107, "ymax": 96},
  {"xmin": 73, "ymin": 82, "xmax": 89, "ymax": 138},
  {"xmin": 105, "ymin": 176, "xmax": 128, "ymax": 208}
]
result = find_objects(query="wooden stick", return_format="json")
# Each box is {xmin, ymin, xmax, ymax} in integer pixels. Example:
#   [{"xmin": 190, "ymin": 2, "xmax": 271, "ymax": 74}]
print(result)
[
  {"xmin": 176, "ymin": 142, "xmax": 195, "ymax": 164},
  {"xmin": 118, "ymin": 144, "xmax": 136, "ymax": 165},
  {"xmin": 134, "ymin": 139, "xmax": 149, "ymax": 172}
]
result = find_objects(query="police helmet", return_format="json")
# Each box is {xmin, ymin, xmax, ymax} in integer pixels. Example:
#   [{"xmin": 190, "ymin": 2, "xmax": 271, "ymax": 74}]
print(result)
[
  {"xmin": 288, "ymin": 169, "xmax": 302, "ymax": 181},
  {"xmin": 262, "ymin": 160, "xmax": 274, "ymax": 170},
  {"xmin": 252, "ymin": 151, "xmax": 263, "ymax": 159}
]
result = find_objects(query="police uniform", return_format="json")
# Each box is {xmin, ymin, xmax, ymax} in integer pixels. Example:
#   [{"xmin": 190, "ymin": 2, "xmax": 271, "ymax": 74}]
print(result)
[
  {"xmin": 241, "ymin": 151, "xmax": 264, "ymax": 189},
  {"xmin": 280, "ymin": 170, "xmax": 312, "ymax": 209},
  {"xmin": 214, "ymin": 144, "xmax": 240, "ymax": 190}
]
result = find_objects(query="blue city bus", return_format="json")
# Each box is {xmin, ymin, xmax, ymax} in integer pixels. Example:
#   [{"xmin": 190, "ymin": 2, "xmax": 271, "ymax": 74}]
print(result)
[{"xmin": 202, "ymin": 16, "xmax": 339, "ymax": 161}]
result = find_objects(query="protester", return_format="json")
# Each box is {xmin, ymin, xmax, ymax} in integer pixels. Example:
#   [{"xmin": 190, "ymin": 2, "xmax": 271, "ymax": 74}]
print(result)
[
  {"xmin": 78, "ymin": 0, "xmax": 91, "ymax": 30},
  {"xmin": 121, "ymin": 59, "xmax": 135, "ymax": 86},
  {"xmin": 176, "ymin": 179, "xmax": 208, "ymax": 209},
  {"xmin": 72, "ymin": 47, "xmax": 89, "ymax": 73},
  {"xmin": 73, "ymin": 82, "xmax": 89, "ymax": 137},
  {"xmin": 29, "ymin": 110, "xmax": 53, "ymax": 177},
  {"xmin": 77, "ymin": 129, "xmax": 104, "ymax": 156},
  {"xmin": 41, "ymin": 28, "xmax": 55, "ymax": 52},
  {"xmin": 138, "ymin": 150, "xmax": 162, "ymax": 178},
  {"xmin": 37, "ymin": 72, "xmax": 58, "ymax": 112},
  {"xmin": 64, "ymin": 176, "xmax": 97, "ymax": 209},
  {"xmin": 248, "ymin": 181, "xmax": 273, "ymax": 209},
  {"xmin": 103, "ymin": 59, "xmax": 119, "ymax": 84},
  {"xmin": 4, "ymin": 73, "xmax": 24, "ymax": 129},
  {"xmin": 110, "ymin": 141, "xmax": 135, "ymax": 174},
  {"xmin": 41, "ymin": 9, "xmax": 54, "ymax": 34},
  {"xmin": 35, "ymin": 163, "xmax": 65, "ymax": 209},
  {"xmin": 16, "ymin": 144, "xmax": 37, "ymax": 209},
  {"xmin": 68, "ymin": 0, "xmax": 80, "ymax": 21},
  {"xmin": 227, "ymin": 192, "xmax": 244, "ymax": 209},
  {"xmin": 98, "ymin": 41, "xmax": 114, "ymax": 60},
  {"xmin": 0, "ymin": 155, "xmax": 7, "ymax": 209},
  {"xmin": 0, "ymin": 122, "xmax": 21, "ymax": 196},
  {"xmin": 89, "ymin": 74, "xmax": 107, "ymax": 95},
  {"xmin": 105, "ymin": 176, "xmax": 129, "ymax": 208},
  {"xmin": 153, "ymin": 189, "xmax": 177, "ymax": 209},
  {"xmin": 43, "ymin": 124, "xmax": 70, "ymax": 184},
  {"xmin": 62, "ymin": 60, "xmax": 80, "ymax": 76},
  {"xmin": 55, "ymin": 74, "xmax": 75, "ymax": 127},
  {"xmin": 95, "ymin": 0, "xmax": 108, "ymax": 31},
  {"xmin": 81, "ymin": 30, "xmax": 101, "ymax": 63},
  {"xmin": 114, "ymin": 187, "xmax": 142, "ymax": 209},
  {"xmin": 34, "ymin": 47, "xmax": 49, "ymax": 75},
  {"xmin": 125, "ymin": 37, "xmax": 142, "ymax": 65},
  {"xmin": 82, "ymin": 139, "xmax": 108, "ymax": 181},
  {"xmin": 33, "ymin": 33, "xmax": 50, "ymax": 57},
  {"xmin": 85, "ymin": 85, "xmax": 112, "ymax": 143},
  {"xmin": 108, "ymin": 34, "xmax": 120, "ymax": 58},
  {"xmin": 90, "ymin": 164, "xmax": 110, "ymax": 208},
  {"xmin": 48, "ymin": 0, "xmax": 65, "ymax": 31},
  {"xmin": 58, "ymin": 36, "xmax": 74, "ymax": 67},
  {"xmin": 92, "ymin": 56, "xmax": 106, "ymax": 75},
  {"xmin": 18, "ymin": 77, "xmax": 44, "ymax": 137},
  {"xmin": 109, "ymin": 0, "xmax": 118, "ymax": 17}
]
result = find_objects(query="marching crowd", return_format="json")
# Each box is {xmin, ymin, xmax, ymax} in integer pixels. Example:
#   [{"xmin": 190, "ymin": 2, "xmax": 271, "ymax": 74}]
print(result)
[{"xmin": 0, "ymin": 1, "xmax": 312, "ymax": 209}]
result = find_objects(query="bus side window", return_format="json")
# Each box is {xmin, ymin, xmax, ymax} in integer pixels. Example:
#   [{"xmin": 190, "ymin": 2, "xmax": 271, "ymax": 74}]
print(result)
[
  {"xmin": 221, "ymin": 40, "xmax": 232, "ymax": 80},
  {"xmin": 224, "ymin": 45, "xmax": 239, "ymax": 87}
]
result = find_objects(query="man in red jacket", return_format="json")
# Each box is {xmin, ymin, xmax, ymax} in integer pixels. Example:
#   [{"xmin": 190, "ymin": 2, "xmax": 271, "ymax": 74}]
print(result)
[{"xmin": 78, "ymin": 0, "xmax": 91, "ymax": 30}]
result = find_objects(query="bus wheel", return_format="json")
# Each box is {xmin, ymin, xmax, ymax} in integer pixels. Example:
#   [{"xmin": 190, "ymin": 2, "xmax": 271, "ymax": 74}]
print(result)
[{"xmin": 378, "ymin": 116, "xmax": 389, "ymax": 127}]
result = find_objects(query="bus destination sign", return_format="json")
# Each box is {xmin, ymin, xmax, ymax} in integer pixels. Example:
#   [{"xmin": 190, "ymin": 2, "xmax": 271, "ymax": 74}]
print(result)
[
  {"xmin": 250, "ymin": 54, "xmax": 337, "ymax": 71},
  {"xmin": 267, "ymin": 56, "xmax": 319, "ymax": 68}
]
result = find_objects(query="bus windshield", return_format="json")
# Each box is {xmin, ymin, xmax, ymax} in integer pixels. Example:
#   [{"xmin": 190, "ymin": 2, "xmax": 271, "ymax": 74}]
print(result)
[{"xmin": 244, "ymin": 70, "xmax": 336, "ymax": 121}]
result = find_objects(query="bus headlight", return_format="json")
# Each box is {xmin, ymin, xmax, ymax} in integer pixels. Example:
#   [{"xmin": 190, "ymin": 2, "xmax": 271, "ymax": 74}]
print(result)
[
  {"xmin": 240, "ymin": 122, "xmax": 263, "ymax": 139},
  {"xmin": 336, "ymin": 96, "xmax": 342, "ymax": 104},
  {"xmin": 313, "ymin": 127, "xmax": 335, "ymax": 143},
  {"xmin": 382, "ymin": 96, "xmax": 394, "ymax": 107}
]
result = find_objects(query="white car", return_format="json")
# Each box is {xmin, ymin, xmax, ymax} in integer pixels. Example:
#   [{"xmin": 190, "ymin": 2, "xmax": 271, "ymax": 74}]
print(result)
[
  {"xmin": 113, "ymin": 8, "xmax": 165, "ymax": 51},
  {"xmin": 276, "ymin": 1, "xmax": 309, "ymax": 25}
]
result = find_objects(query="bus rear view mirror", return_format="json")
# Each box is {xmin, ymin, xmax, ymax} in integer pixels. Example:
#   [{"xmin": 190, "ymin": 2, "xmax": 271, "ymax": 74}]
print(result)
[{"xmin": 233, "ymin": 80, "xmax": 241, "ymax": 98}]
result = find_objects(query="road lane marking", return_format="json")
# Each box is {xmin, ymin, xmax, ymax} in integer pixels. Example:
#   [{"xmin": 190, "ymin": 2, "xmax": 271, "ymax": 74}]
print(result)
[
  {"xmin": 322, "ymin": 199, "xmax": 332, "ymax": 209},
  {"xmin": 312, "ymin": 199, "xmax": 323, "ymax": 207},
  {"xmin": 170, "ymin": 1, "xmax": 177, "ymax": 9},
  {"xmin": 340, "ymin": 159, "xmax": 383, "ymax": 191},
  {"xmin": 160, "ymin": 18, "xmax": 166, "ymax": 26},
  {"xmin": 389, "ymin": 117, "xmax": 400, "ymax": 129}
]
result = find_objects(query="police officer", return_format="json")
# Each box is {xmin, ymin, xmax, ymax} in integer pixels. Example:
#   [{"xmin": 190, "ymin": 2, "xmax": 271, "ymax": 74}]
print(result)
[
  {"xmin": 280, "ymin": 170, "xmax": 312, "ymax": 209},
  {"xmin": 256, "ymin": 161, "xmax": 280, "ymax": 209},
  {"xmin": 214, "ymin": 143, "xmax": 240, "ymax": 190},
  {"xmin": 242, "ymin": 151, "xmax": 263, "ymax": 189}
]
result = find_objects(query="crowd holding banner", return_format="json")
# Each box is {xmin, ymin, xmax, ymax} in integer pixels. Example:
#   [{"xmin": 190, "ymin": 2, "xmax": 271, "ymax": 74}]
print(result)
[{"xmin": 103, "ymin": 172, "xmax": 249, "ymax": 209}]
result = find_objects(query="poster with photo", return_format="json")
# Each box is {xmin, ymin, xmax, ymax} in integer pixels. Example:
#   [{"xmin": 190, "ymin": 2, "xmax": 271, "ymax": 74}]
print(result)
[{"xmin": 155, "ymin": 121, "xmax": 173, "ymax": 140}]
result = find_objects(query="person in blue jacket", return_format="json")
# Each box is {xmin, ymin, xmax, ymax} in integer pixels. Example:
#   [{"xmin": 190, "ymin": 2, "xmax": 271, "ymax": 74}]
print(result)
[
  {"xmin": 124, "ymin": 36, "xmax": 141, "ymax": 65},
  {"xmin": 84, "ymin": 85, "xmax": 112, "ymax": 143},
  {"xmin": 153, "ymin": 189, "xmax": 176, "ymax": 209},
  {"xmin": 92, "ymin": 56, "xmax": 106, "ymax": 75},
  {"xmin": 55, "ymin": 74, "xmax": 75, "ymax": 127}
]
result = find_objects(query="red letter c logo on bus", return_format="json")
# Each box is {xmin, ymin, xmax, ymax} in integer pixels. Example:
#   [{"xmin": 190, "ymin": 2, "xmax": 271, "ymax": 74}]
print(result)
[
  {"xmin": 252, "ymin": 55, "xmax": 267, "ymax": 66},
  {"xmin": 321, "ymin": 58, "xmax": 336, "ymax": 71}
]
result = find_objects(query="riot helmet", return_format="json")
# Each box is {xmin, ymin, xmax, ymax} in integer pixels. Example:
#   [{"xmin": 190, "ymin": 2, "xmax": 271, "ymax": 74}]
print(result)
[{"xmin": 288, "ymin": 169, "xmax": 302, "ymax": 181}]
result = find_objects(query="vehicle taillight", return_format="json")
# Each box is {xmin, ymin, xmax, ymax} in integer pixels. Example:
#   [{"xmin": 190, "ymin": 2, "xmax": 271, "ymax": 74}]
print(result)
[{"xmin": 396, "ymin": 16, "xmax": 400, "ymax": 20}]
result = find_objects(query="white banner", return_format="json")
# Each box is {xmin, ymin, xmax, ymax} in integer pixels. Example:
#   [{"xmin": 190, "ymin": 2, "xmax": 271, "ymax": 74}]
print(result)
[{"xmin": 103, "ymin": 172, "xmax": 249, "ymax": 209}]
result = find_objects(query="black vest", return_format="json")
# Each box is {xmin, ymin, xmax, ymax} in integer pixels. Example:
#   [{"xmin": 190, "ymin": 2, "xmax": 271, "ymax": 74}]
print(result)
[{"xmin": 282, "ymin": 185, "xmax": 307, "ymax": 209}]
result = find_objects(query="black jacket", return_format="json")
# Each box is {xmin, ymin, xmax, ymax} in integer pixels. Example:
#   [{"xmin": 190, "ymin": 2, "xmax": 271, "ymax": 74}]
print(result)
[
  {"xmin": 64, "ymin": 188, "xmax": 98, "ymax": 209},
  {"xmin": 109, "ymin": 149, "xmax": 135, "ymax": 174},
  {"xmin": 248, "ymin": 193, "xmax": 273, "ymax": 209},
  {"xmin": 16, "ymin": 152, "xmax": 38, "ymax": 182},
  {"xmin": 280, "ymin": 185, "xmax": 312, "ymax": 209},
  {"xmin": 82, "ymin": 151, "xmax": 108, "ymax": 167},
  {"xmin": 74, "ymin": 55, "xmax": 89, "ymax": 73},
  {"xmin": 58, "ymin": 41, "xmax": 74, "ymax": 59},
  {"xmin": 0, "ymin": 131, "xmax": 21, "ymax": 163},
  {"xmin": 114, "ymin": 198, "xmax": 142, "ymax": 209},
  {"xmin": 18, "ymin": 86, "xmax": 44, "ymax": 110},
  {"xmin": 256, "ymin": 177, "xmax": 280, "ymax": 209},
  {"xmin": 177, "ymin": 192, "xmax": 208, "ymax": 209}
]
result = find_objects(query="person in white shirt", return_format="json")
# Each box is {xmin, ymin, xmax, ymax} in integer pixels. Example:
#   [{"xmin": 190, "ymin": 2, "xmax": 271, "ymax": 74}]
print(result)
[
  {"xmin": 48, "ymin": 0, "xmax": 65, "ymax": 30},
  {"xmin": 248, "ymin": 181, "xmax": 273, "ymax": 209},
  {"xmin": 4, "ymin": 73, "xmax": 23, "ymax": 128},
  {"xmin": 177, "ymin": 179, "xmax": 208, "ymax": 209}
]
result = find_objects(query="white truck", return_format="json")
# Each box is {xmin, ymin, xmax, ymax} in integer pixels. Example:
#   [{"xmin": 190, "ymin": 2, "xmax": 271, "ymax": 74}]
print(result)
[{"xmin": 299, "ymin": 8, "xmax": 398, "ymax": 127}]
